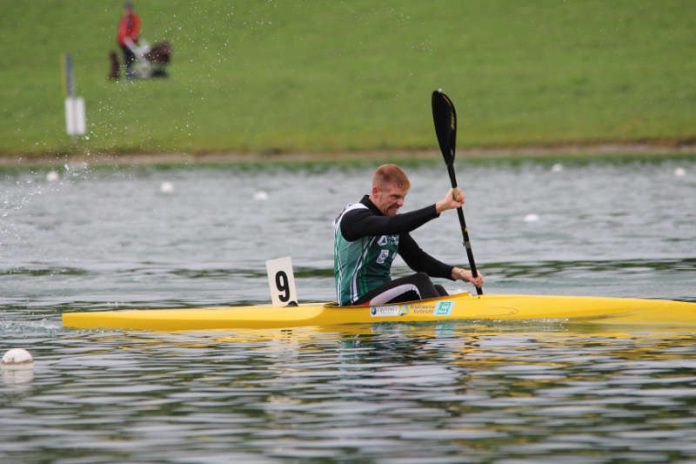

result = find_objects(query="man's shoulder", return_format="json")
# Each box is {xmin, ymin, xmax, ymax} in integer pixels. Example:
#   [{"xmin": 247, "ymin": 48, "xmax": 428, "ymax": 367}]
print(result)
[
  {"xmin": 344, "ymin": 202, "xmax": 374, "ymax": 219},
  {"xmin": 344, "ymin": 202, "xmax": 369, "ymax": 214},
  {"xmin": 336, "ymin": 203, "xmax": 370, "ymax": 225}
]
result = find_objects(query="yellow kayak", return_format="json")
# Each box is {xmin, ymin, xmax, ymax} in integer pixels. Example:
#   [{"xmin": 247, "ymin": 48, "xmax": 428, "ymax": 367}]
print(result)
[{"xmin": 62, "ymin": 292, "xmax": 696, "ymax": 331}]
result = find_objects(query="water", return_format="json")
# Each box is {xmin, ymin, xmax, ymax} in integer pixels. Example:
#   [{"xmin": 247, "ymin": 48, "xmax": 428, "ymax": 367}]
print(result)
[{"xmin": 1, "ymin": 158, "xmax": 696, "ymax": 462}]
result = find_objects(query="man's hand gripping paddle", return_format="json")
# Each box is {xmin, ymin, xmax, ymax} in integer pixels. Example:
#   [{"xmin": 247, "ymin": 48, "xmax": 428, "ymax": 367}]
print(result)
[{"xmin": 431, "ymin": 90, "xmax": 483, "ymax": 295}]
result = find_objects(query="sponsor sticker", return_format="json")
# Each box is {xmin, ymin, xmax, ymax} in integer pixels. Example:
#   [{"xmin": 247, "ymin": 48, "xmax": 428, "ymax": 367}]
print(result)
[
  {"xmin": 411, "ymin": 304, "xmax": 436, "ymax": 315},
  {"xmin": 376, "ymin": 249, "xmax": 390, "ymax": 264},
  {"xmin": 370, "ymin": 304, "xmax": 409, "ymax": 317},
  {"xmin": 434, "ymin": 301, "xmax": 454, "ymax": 316}
]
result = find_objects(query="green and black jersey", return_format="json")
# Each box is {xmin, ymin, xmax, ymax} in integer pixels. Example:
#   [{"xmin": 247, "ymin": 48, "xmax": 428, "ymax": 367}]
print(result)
[{"xmin": 333, "ymin": 195, "xmax": 454, "ymax": 305}]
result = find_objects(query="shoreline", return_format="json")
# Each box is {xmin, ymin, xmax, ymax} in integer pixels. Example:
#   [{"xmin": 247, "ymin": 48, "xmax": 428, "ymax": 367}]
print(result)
[{"xmin": 2, "ymin": 142, "xmax": 696, "ymax": 167}]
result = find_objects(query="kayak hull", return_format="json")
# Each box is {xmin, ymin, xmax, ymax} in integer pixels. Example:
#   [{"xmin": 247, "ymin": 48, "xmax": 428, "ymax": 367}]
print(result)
[{"xmin": 61, "ymin": 293, "xmax": 696, "ymax": 331}]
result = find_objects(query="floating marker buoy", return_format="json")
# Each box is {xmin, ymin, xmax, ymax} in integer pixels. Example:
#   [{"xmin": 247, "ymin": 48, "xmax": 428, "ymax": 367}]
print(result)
[
  {"xmin": 160, "ymin": 182, "xmax": 174, "ymax": 193},
  {"xmin": 46, "ymin": 171, "xmax": 60, "ymax": 182},
  {"xmin": 253, "ymin": 191, "xmax": 269, "ymax": 201},
  {"xmin": 674, "ymin": 167, "xmax": 686, "ymax": 177},
  {"xmin": 1, "ymin": 348, "xmax": 34, "ymax": 370},
  {"xmin": 524, "ymin": 213, "xmax": 540, "ymax": 222}
]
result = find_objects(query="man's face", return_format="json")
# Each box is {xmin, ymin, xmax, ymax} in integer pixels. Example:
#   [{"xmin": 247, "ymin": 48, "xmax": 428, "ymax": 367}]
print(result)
[{"xmin": 372, "ymin": 183, "xmax": 408, "ymax": 216}]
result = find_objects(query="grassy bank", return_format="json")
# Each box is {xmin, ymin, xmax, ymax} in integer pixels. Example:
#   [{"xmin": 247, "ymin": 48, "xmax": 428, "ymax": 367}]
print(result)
[{"xmin": 1, "ymin": 0, "xmax": 695, "ymax": 158}]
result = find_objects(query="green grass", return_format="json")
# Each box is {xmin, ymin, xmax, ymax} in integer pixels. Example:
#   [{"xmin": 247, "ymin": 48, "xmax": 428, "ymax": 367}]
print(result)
[{"xmin": 1, "ymin": 0, "xmax": 696, "ymax": 157}]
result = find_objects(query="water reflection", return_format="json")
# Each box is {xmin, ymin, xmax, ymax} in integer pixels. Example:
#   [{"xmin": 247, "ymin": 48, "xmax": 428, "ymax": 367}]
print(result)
[
  {"xmin": 1, "ymin": 321, "xmax": 695, "ymax": 462},
  {"xmin": 2, "ymin": 368, "xmax": 34, "ymax": 392}
]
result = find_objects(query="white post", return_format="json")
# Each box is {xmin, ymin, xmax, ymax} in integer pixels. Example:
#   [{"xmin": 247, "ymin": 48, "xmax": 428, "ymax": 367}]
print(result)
[
  {"xmin": 64, "ymin": 54, "xmax": 86, "ymax": 141},
  {"xmin": 65, "ymin": 97, "xmax": 86, "ymax": 137}
]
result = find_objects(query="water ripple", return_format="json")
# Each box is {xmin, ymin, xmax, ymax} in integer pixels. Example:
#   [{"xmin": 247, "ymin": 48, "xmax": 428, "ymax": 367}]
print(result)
[{"xmin": 2, "ymin": 161, "xmax": 696, "ymax": 462}]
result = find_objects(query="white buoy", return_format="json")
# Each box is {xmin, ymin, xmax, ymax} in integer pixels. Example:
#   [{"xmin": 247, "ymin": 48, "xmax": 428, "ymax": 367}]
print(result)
[
  {"xmin": 674, "ymin": 167, "xmax": 686, "ymax": 177},
  {"xmin": 46, "ymin": 171, "xmax": 60, "ymax": 182},
  {"xmin": 1, "ymin": 348, "xmax": 34, "ymax": 370},
  {"xmin": 524, "ymin": 213, "xmax": 540, "ymax": 222},
  {"xmin": 160, "ymin": 182, "xmax": 174, "ymax": 193},
  {"xmin": 253, "ymin": 191, "xmax": 269, "ymax": 201},
  {"xmin": 551, "ymin": 163, "xmax": 564, "ymax": 172}
]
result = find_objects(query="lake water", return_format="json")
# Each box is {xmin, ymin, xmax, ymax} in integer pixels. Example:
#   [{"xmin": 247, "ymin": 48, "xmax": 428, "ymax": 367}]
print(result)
[{"xmin": 1, "ymin": 157, "xmax": 696, "ymax": 462}]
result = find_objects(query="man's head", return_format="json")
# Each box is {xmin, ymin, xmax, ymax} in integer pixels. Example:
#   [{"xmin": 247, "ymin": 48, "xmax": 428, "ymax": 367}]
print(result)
[{"xmin": 369, "ymin": 164, "xmax": 410, "ymax": 216}]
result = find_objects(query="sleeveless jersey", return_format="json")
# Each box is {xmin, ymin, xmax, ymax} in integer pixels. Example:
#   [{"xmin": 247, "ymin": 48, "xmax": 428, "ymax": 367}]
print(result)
[{"xmin": 334, "ymin": 203, "xmax": 400, "ymax": 305}]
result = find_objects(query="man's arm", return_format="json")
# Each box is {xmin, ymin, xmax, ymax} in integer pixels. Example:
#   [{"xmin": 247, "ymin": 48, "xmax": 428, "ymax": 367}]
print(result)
[
  {"xmin": 341, "ymin": 205, "xmax": 439, "ymax": 241},
  {"xmin": 398, "ymin": 233, "xmax": 453, "ymax": 279}
]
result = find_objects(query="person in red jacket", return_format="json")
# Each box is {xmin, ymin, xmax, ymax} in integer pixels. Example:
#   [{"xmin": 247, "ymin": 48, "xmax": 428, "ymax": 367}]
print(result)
[{"xmin": 116, "ymin": 1, "xmax": 141, "ymax": 79}]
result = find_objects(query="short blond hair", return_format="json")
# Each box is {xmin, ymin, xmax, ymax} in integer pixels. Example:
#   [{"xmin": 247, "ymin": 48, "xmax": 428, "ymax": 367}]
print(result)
[{"xmin": 372, "ymin": 164, "xmax": 410, "ymax": 190}]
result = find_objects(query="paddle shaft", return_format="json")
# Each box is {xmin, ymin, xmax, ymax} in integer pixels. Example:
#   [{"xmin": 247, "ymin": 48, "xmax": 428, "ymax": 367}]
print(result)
[
  {"xmin": 432, "ymin": 89, "xmax": 483, "ymax": 295},
  {"xmin": 446, "ymin": 162, "xmax": 482, "ymax": 295}
]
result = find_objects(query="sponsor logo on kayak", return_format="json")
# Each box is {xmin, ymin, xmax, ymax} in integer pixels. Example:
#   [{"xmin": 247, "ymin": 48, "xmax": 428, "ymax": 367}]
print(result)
[
  {"xmin": 370, "ymin": 304, "xmax": 409, "ymax": 317},
  {"xmin": 434, "ymin": 301, "xmax": 454, "ymax": 316},
  {"xmin": 369, "ymin": 301, "xmax": 454, "ymax": 317},
  {"xmin": 412, "ymin": 304, "xmax": 436, "ymax": 315}
]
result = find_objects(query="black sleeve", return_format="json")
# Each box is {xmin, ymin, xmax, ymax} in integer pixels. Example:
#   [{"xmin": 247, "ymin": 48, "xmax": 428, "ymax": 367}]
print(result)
[
  {"xmin": 399, "ymin": 232, "xmax": 454, "ymax": 280},
  {"xmin": 341, "ymin": 205, "xmax": 439, "ymax": 241}
]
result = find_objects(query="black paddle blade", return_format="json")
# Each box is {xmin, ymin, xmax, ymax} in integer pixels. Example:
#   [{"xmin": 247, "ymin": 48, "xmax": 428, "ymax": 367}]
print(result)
[{"xmin": 431, "ymin": 90, "xmax": 457, "ymax": 165}]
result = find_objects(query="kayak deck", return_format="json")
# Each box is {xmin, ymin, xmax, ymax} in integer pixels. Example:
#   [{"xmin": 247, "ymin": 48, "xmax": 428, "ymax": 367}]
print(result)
[{"xmin": 61, "ymin": 293, "xmax": 696, "ymax": 331}]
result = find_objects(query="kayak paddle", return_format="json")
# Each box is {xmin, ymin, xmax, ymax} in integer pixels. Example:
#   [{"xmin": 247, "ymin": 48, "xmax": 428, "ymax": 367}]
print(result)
[{"xmin": 431, "ymin": 89, "xmax": 483, "ymax": 295}]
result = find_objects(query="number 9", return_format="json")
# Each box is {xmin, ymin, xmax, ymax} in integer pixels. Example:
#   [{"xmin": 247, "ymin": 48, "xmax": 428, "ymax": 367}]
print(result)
[{"xmin": 275, "ymin": 270, "xmax": 290, "ymax": 302}]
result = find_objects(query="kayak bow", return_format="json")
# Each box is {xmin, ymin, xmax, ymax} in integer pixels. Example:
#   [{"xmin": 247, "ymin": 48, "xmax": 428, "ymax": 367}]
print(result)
[{"xmin": 62, "ymin": 293, "xmax": 696, "ymax": 331}]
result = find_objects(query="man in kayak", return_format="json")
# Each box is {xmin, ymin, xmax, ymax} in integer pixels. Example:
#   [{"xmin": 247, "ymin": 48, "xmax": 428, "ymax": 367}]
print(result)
[{"xmin": 334, "ymin": 164, "xmax": 484, "ymax": 306}]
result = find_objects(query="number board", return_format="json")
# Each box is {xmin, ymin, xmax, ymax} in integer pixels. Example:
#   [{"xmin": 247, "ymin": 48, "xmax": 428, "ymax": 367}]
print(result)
[{"xmin": 265, "ymin": 256, "xmax": 298, "ymax": 307}]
